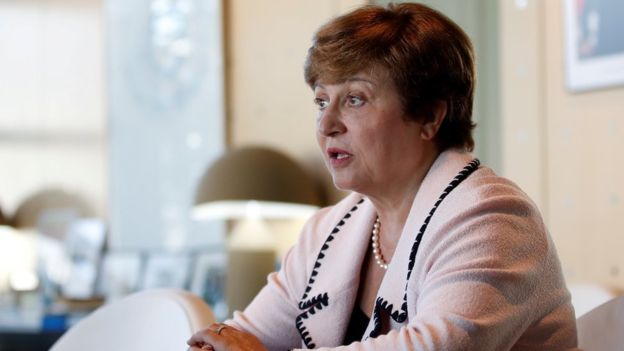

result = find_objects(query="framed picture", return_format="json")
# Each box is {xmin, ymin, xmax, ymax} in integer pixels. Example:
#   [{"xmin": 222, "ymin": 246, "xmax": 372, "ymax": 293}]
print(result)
[
  {"xmin": 564, "ymin": 0, "xmax": 624, "ymax": 91},
  {"xmin": 141, "ymin": 253, "xmax": 191, "ymax": 290},
  {"xmin": 96, "ymin": 251, "xmax": 143, "ymax": 301},
  {"xmin": 61, "ymin": 219, "xmax": 107, "ymax": 299},
  {"xmin": 189, "ymin": 251, "xmax": 228, "ymax": 320}
]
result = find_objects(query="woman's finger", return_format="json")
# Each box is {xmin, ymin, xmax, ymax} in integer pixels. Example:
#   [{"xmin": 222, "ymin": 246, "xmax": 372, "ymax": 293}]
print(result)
[
  {"xmin": 187, "ymin": 346, "xmax": 213, "ymax": 351},
  {"xmin": 187, "ymin": 323, "xmax": 268, "ymax": 351},
  {"xmin": 187, "ymin": 323, "xmax": 230, "ymax": 349},
  {"xmin": 187, "ymin": 323, "xmax": 219, "ymax": 345}
]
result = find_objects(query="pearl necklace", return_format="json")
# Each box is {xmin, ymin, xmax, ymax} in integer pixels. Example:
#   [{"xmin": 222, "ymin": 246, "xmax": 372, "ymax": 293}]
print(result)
[{"xmin": 371, "ymin": 217, "xmax": 389, "ymax": 269}]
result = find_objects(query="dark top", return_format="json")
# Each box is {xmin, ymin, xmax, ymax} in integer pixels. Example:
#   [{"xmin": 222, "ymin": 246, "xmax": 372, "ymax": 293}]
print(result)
[{"xmin": 342, "ymin": 307, "xmax": 370, "ymax": 345}]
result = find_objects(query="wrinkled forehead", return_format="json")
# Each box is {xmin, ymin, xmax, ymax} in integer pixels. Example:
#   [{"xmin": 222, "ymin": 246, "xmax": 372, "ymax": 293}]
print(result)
[{"xmin": 312, "ymin": 64, "xmax": 391, "ymax": 89}]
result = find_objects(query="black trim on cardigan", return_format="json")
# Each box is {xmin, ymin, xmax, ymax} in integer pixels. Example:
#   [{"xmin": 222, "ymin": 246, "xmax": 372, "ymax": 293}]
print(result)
[
  {"xmin": 294, "ymin": 158, "xmax": 480, "ymax": 348},
  {"xmin": 296, "ymin": 198, "xmax": 365, "ymax": 349},
  {"xmin": 368, "ymin": 159, "xmax": 481, "ymax": 339}
]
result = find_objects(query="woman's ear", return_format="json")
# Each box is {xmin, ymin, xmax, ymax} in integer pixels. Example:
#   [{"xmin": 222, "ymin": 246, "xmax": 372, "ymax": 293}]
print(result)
[{"xmin": 421, "ymin": 100, "xmax": 447, "ymax": 140}]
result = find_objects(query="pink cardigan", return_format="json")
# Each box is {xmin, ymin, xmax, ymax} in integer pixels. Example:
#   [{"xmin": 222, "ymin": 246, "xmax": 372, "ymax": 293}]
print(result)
[{"xmin": 228, "ymin": 150, "xmax": 578, "ymax": 350}]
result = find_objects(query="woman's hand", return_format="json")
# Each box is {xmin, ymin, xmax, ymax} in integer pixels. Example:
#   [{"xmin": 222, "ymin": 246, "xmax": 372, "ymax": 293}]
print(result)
[{"xmin": 187, "ymin": 323, "xmax": 268, "ymax": 351}]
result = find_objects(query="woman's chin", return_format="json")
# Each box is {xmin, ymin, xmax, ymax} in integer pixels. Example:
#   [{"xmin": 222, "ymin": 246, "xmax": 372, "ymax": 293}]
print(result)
[{"xmin": 331, "ymin": 176, "xmax": 357, "ymax": 193}]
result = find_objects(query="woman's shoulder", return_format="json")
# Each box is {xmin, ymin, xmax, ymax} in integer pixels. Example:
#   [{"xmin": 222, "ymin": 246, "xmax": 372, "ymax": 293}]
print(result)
[
  {"xmin": 423, "ymin": 149, "xmax": 543, "ymax": 223},
  {"xmin": 433, "ymin": 150, "xmax": 536, "ymax": 208},
  {"xmin": 429, "ymin": 164, "xmax": 552, "ymax": 261},
  {"xmin": 417, "ymin": 157, "xmax": 553, "ymax": 267},
  {"xmin": 458, "ymin": 165, "xmax": 542, "ymax": 217}
]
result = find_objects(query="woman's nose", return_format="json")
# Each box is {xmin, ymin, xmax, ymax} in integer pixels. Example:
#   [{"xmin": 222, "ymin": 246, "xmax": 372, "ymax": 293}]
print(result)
[{"xmin": 317, "ymin": 104, "xmax": 346, "ymax": 137}]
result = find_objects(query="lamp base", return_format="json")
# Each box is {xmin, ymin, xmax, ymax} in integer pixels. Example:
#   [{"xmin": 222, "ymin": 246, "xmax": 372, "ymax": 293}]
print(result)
[{"xmin": 225, "ymin": 248, "xmax": 276, "ymax": 315}]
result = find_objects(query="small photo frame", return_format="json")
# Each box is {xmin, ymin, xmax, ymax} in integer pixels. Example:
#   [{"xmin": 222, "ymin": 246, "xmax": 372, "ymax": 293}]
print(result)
[
  {"xmin": 190, "ymin": 251, "xmax": 228, "ymax": 320},
  {"xmin": 564, "ymin": 0, "xmax": 624, "ymax": 91},
  {"xmin": 142, "ymin": 252, "xmax": 191, "ymax": 290},
  {"xmin": 61, "ymin": 219, "xmax": 107, "ymax": 299}
]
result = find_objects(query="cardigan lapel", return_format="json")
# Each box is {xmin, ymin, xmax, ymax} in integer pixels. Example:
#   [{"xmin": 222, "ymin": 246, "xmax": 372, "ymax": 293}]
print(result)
[
  {"xmin": 296, "ymin": 196, "xmax": 376, "ymax": 348},
  {"xmin": 363, "ymin": 149, "xmax": 476, "ymax": 338}
]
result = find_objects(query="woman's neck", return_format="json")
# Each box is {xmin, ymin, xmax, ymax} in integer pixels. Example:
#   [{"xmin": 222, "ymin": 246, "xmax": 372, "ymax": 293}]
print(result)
[{"xmin": 366, "ymin": 148, "xmax": 440, "ymax": 241}]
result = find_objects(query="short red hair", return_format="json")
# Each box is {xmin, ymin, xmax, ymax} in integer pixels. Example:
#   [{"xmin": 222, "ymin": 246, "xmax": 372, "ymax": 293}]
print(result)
[{"xmin": 305, "ymin": 3, "xmax": 476, "ymax": 151}]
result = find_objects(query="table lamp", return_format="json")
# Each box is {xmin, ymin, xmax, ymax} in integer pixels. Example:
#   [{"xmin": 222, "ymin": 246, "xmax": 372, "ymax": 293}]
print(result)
[
  {"xmin": 0, "ymin": 204, "xmax": 7, "ymax": 226},
  {"xmin": 193, "ymin": 146, "xmax": 322, "ymax": 314}
]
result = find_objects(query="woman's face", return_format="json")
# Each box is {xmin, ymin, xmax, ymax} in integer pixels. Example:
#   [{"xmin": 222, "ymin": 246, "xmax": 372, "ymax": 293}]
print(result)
[{"xmin": 314, "ymin": 71, "xmax": 434, "ymax": 196}]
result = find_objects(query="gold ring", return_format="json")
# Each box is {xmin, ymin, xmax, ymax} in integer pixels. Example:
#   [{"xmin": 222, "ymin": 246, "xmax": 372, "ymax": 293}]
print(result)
[{"xmin": 215, "ymin": 324, "xmax": 227, "ymax": 335}]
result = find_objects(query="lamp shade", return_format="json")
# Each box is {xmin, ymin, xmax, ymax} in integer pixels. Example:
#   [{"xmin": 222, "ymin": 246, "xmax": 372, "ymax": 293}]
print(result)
[
  {"xmin": 12, "ymin": 188, "xmax": 94, "ymax": 240},
  {"xmin": 193, "ymin": 146, "xmax": 322, "ymax": 220}
]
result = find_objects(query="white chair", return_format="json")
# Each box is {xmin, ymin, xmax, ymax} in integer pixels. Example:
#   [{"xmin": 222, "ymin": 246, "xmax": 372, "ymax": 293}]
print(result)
[
  {"xmin": 577, "ymin": 295, "xmax": 624, "ymax": 351},
  {"xmin": 569, "ymin": 283, "xmax": 616, "ymax": 318},
  {"xmin": 50, "ymin": 289, "xmax": 215, "ymax": 351}
]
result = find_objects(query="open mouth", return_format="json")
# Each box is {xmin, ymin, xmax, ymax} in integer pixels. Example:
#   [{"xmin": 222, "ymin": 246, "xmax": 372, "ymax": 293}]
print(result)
[
  {"xmin": 331, "ymin": 152, "xmax": 350, "ymax": 160},
  {"xmin": 327, "ymin": 148, "xmax": 352, "ymax": 161}
]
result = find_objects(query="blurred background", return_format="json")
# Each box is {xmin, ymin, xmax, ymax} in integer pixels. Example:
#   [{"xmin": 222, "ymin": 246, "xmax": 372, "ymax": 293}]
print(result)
[{"xmin": 1, "ymin": 0, "xmax": 623, "ymax": 349}]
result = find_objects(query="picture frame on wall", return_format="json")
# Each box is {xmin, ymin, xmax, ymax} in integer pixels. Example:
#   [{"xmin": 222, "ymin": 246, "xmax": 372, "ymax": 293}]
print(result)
[
  {"xmin": 564, "ymin": 0, "xmax": 624, "ymax": 92},
  {"xmin": 189, "ymin": 251, "xmax": 228, "ymax": 321},
  {"xmin": 142, "ymin": 252, "xmax": 191, "ymax": 290}
]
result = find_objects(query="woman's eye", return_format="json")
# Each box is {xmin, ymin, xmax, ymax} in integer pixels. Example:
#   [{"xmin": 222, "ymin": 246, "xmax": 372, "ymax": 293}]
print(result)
[
  {"xmin": 347, "ymin": 95, "xmax": 364, "ymax": 107},
  {"xmin": 314, "ymin": 98, "xmax": 329, "ymax": 110}
]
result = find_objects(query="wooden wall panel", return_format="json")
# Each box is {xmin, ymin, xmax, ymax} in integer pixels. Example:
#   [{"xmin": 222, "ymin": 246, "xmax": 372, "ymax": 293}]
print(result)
[
  {"xmin": 543, "ymin": 1, "xmax": 624, "ymax": 289},
  {"xmin": 501, "ymin": 0, "xmax": 624, "ymax": 290}
]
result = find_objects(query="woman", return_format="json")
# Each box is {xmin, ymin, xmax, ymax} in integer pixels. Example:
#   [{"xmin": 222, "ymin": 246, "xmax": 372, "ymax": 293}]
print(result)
[{"xmin": 188, "ymin": 3, "xmax": 578, "ymax": 350}]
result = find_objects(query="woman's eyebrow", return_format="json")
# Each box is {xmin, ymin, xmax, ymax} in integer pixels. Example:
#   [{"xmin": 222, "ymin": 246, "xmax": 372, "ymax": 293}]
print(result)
[
  {"xmin": 314, "ymin": 77, "xmax": 376, "ymax": 91},
  {"xmin": 346, "ymin": 77, "xmax": 377, "ymax": 87}
]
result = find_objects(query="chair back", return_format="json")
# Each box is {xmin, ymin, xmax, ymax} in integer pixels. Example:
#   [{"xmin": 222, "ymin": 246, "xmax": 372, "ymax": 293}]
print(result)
[
  {"xmin": 50, "ymin": 289, "xmax": 215, "ymax": 351},
  {"xmin": 577, "ymin": 295, "xmax": 624, "ymax": 351}
]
